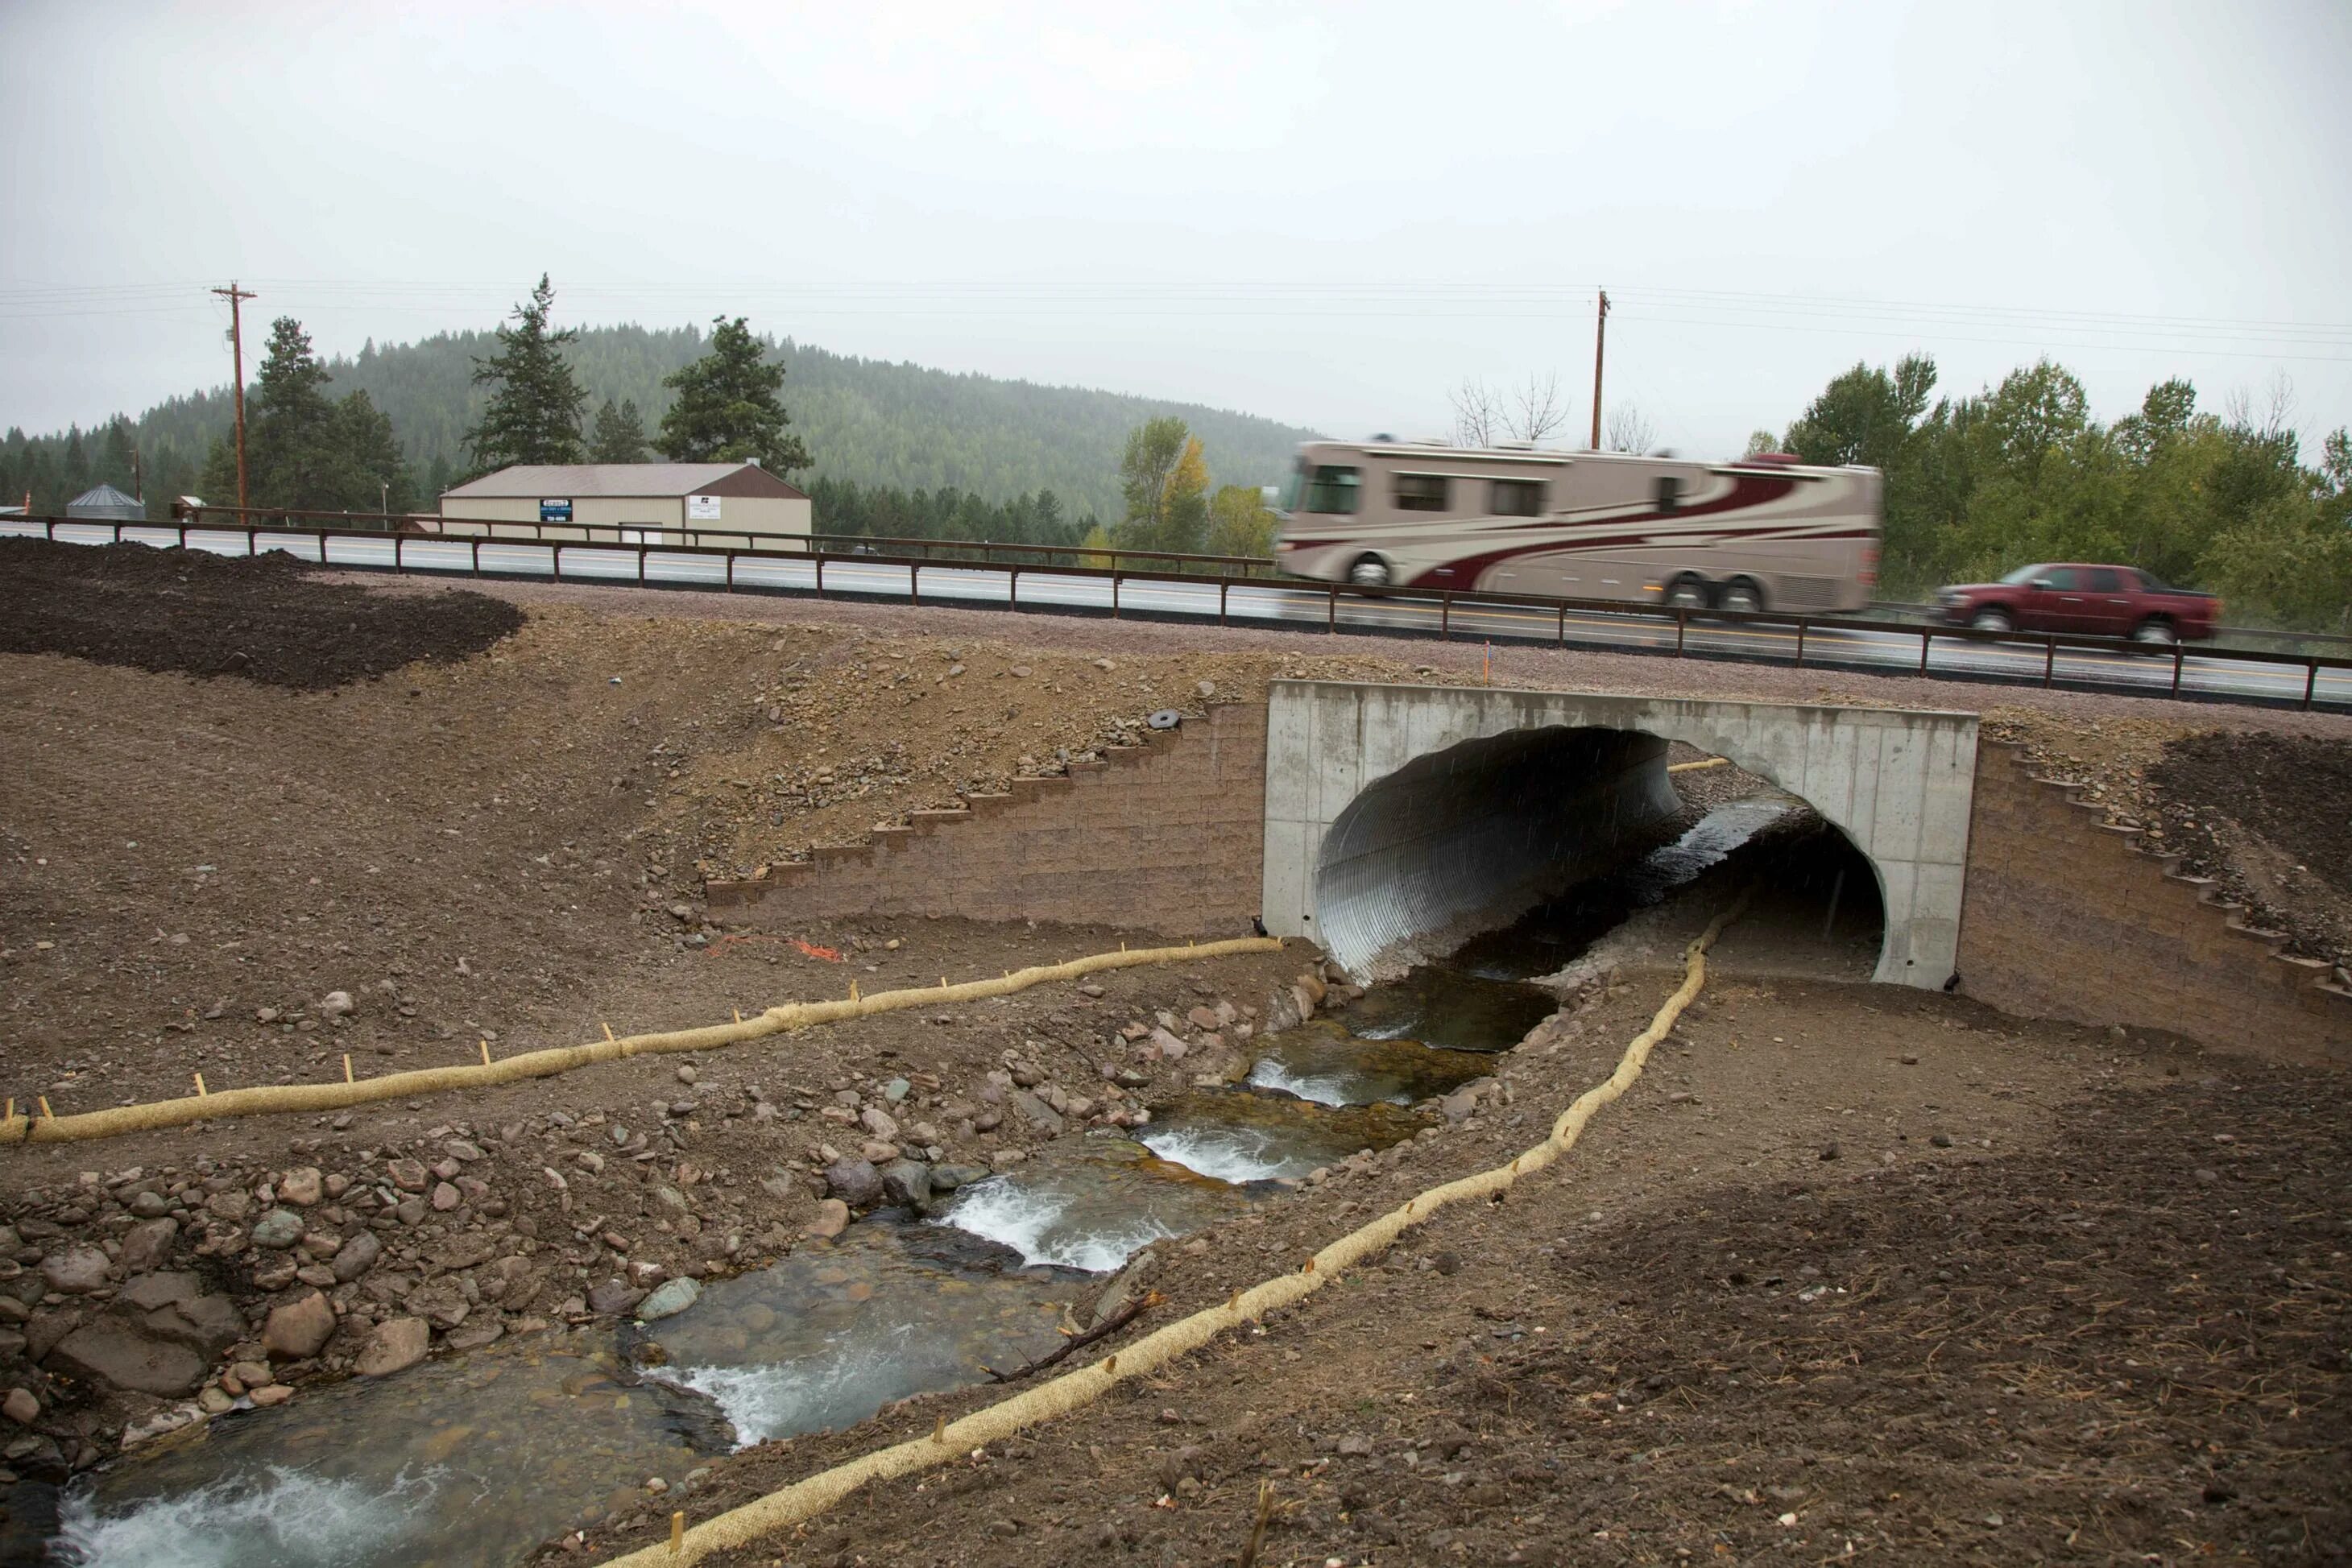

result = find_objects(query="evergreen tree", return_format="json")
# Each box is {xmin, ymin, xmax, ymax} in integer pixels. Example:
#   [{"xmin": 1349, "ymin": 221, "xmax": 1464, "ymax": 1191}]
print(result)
[
  {"xmin": 589, "ymin": 398, "xmax": 650, "ymax": 463},
  {"xmin": 464, "ymin": 275, "xmax": 587, "ymax": 473},
  {"xmin": 656, "ymin": 316, "xmax": 810, "ymax": 473},
  {"xmin": 248, "ymin": 316, "xmax": 340, "ymax": 507}
]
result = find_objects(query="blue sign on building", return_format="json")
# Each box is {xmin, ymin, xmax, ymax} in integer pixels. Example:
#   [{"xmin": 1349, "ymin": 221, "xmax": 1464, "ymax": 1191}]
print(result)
[{"xmin": 540, "ymin": 499, "xmax": 574, "ymax": 523}]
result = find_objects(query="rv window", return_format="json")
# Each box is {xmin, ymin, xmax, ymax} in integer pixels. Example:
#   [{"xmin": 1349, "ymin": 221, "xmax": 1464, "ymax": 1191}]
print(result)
[
  {"xmin": 1655, "ymin": 475, "xmax": 1682, "ymax": 513},
  {"xmin": 1303, "ymin": 465, "xmax": 1361, "ymax": 515},
  {"xmin": 1492, "ymin": 478, "xmax": 1545, "ymax": 517},
  {"xmin": 1393, "ymin": 474, "xmax": 1450, "ymax": 512}
]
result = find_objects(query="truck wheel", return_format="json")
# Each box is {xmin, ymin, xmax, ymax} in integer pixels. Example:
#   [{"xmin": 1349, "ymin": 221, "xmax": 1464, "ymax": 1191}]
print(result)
[
  {"xmin": 1663, "ymin": 575, "xmax": 1711, "ymax": 610},
  {"xmin": 1717, "ymin": 579, "xmax": 1766, "ymax": 614},
  {"xmin": 1969, "ymin": 607, "xmax": 2014, "ymax": 633},
  {"xmin": 2130, "ymin": 617, "xmax": 2177, "ymax": 646}
]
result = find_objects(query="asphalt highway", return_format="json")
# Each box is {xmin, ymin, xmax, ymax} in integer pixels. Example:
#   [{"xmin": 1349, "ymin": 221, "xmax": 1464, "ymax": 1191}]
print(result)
[{"xmin": 11, "ymin": 521, "xmax": 2347, "ymax": 711}]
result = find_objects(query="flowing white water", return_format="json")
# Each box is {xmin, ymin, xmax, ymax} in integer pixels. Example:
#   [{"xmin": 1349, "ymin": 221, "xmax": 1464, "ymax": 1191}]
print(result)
[
  {"xmin": 1242, "ymin": 1058, "xmax": 1357, "ymax": 1106},
  {"xmin": 937, "ymin": 1178, "xmax": 1181, "ymax": 1273},
  {"xmin": 669, "ymin": 1330, "xmax": 931, "ymax": 1448},
  {"xmin": 1136, "ymin": 1124, "xmax": 1307, "ymax": 1183},
  {"xmin": 56, "ymin": 1466, "xmax": 448, "ymax": 1568}
]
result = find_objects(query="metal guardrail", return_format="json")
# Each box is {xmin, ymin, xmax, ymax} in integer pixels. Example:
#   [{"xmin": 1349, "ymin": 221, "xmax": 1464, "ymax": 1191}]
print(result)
[{"xmin": 14, "ymin": 511, "xmax": 2349, "ymax": 711}]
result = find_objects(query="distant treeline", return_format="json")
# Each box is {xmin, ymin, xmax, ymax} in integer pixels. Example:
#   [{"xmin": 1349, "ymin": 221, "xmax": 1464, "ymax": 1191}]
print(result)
[{"xmin": 0, "ymin": 321, "xmax": 1316, "ymax": 523}]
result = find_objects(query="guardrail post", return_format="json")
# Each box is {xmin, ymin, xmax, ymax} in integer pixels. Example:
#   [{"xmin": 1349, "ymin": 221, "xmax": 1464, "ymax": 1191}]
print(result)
[
  {"xmin": 1795, "ymin": 620, "xmax": 1807, "ymax": 668},
  {"xmin": 1675, "ymin": 610, "xmax": 1686, "ymax": 657},
  {"xmin": 1919, "ymin": 629, "xmax": 1931, "ymax": 674},
  {"xmin": 2044, "ymin": 636, "xmax": 2055, "ymax": 687},
  {"xmin": 1219, "ymin": 581, "xmax": 1228, "ymax": 625},
  {"xmin": 552, "ymin": 546, "xmax": 562, "ymax": 583},
  {"xmin": 470, "ymin": 539, "xmax": 479, "ymax": 575},
  {"xmin": 1009, "ymin": 567, "xmax": 1019, "ymax": 610},
  {"xmin": 1440, "ymin": 593, "xmax": 1451, "ymax": 639},
  {"xmin": 2306, "ymin": 660, "xmax": 2319, "ymax": 710},
  {"xmin": 1327, "ymin": 587, "xmax": 1335, "ymax": 633},
  {"xmin": 1557, "ymin": 604, "xmax": 1566, "ymax": 647},
  {"xmin": 2171, "ymin": 645, "xmax": 2184, "ymax": 696},
  {"xmin": 910, "ymin": 562, "xmax": 921, "ymax": 606},
  {"xmin": 395, "ymin": 536, "xmax": 404, "ymax": 573},
  {"xmin": 726, "ymin": 552, "xmax": 735, "ymax": 592}
]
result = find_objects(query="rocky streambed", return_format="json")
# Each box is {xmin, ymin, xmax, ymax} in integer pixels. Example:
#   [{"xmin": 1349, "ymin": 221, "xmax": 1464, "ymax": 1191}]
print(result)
[{"xmin": 27, "ymin": 796, "xmax": 1799, "ymax": 1565}]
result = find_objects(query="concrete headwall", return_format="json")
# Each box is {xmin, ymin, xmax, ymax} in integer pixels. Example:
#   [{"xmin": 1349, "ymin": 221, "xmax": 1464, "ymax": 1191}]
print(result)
[
  {"xmin": 1262, "ymin": 681, "xmax": 1981, "ymax": 987},
  {"xmin": 702, "ymin": 703, "xmax": 1266, "ymax": 936},
  {"xmin": 1958, "ymin": 741, "xmax": 2351, "ymax": 1061}
]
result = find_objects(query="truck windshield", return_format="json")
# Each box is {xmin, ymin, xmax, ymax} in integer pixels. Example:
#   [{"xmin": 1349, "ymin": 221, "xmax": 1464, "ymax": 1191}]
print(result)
[
  {"xmin": 1998, "ymin": 564, "xmax": 2050, "ymax": 585},
  {"xmin": 1276, "ymin": 459, "xmax": 1309, "ymax": 514}
]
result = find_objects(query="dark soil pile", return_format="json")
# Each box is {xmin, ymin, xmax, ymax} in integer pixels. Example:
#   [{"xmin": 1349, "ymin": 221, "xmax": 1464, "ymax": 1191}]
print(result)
[
  {"xmin": 2152, "ymin": 732, "xmax": 2352, "ymax": 900},
  {"xmin": 0, "ymin": 538, "xmax": 521, "ymax": 688}
]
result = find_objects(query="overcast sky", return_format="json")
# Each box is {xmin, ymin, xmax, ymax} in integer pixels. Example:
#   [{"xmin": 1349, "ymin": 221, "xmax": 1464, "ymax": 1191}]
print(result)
[{"xmin": 4, "ymin": 1, "xmax": 2348, "ymax": 467}]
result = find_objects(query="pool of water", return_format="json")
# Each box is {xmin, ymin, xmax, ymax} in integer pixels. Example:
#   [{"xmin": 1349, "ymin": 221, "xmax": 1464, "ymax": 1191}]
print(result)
[{"xmin": 57, "ymin": 1332, "xmax": 724, "ymax": 1568}]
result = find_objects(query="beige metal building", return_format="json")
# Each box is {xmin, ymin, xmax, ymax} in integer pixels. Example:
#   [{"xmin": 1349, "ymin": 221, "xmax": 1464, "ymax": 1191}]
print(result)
[{"xmin": 437, "ymin": 462, "xmax": 811, "ymax": 548}]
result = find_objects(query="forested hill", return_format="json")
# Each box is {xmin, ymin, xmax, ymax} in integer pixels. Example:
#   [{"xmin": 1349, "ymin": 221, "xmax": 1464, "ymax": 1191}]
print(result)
[{"xmin": 6, "ymin": 325, "xmax": 1320, "ymax": 519}]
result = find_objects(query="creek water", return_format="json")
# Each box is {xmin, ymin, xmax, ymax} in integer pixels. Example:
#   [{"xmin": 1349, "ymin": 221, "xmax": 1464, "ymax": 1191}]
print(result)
[{"xmin": 56, "ymin": 795, "xmax": 1795, "ymax": 1566}]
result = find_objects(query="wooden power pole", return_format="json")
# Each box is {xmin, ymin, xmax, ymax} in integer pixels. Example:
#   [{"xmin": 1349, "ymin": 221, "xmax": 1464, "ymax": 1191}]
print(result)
[
  {"xmin": 211, "ymin": 283, "xmax": 257, "ymax": 512},
  {"xmin": 1588, "ymin": 288, "xmax": 1609, "ymax": 450}
]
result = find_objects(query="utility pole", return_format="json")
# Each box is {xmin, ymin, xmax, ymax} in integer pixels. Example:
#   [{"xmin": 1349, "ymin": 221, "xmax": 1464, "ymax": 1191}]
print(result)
[
  {"xmin": 211, "ymin": 283, "xmax": 257, "ymax": 513},
  {"xmin": 1588, "ymin": 288, "xmax": 1609, "ymax": 450}
]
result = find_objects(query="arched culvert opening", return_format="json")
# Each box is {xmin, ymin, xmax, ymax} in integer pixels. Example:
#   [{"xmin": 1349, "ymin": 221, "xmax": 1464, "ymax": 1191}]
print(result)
[
  {"xmin": 1312, "ymin": 726, "xmax": 1683, "ymax": 977},
  {"xmin": 1311, "ymin": 729, "xmax": 1890, "ymax": 981}
]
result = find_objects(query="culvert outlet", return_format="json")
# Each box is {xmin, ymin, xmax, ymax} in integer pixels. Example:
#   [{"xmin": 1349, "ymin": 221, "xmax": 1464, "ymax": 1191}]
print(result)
[{"xmin": 1311, "ymin": 726, "xmax": 1681, "ymax": 975}]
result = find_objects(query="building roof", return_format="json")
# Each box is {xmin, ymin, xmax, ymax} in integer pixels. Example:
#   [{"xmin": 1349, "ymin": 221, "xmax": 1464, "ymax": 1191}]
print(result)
[
  {"xmin": 441, "ymin": 462, "xmax": 806, "ymax": 501},
  {"xmin": 64, "ymin": 482, "xmax": 144, "ymax": 519}
]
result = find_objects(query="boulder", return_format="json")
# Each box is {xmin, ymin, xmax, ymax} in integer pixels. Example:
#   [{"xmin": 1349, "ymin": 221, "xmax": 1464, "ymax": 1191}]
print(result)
[
  {"xmin": 262, "ymin": 1290, "xmax": 337, "ymax": 1359},
  {"xmin": 51, "ymin": 1321, "xmax": 205, "ymax": 1396},
  {"xmin": 928, "ymin": 1165, "xmax": 990, "ymax": 1192},
  {"xmin": 858, "ymin": 1106, "xmax": 901, "ymax": 1143},
  {"xmin": 405, "ymin": 1278, "xmax": 470, "ymax": 1330},
  {"xmin": 879, "ymin": 1160, "xmax": 934, "ymax": 1211},
  {"xmin": 822, "ymin": 1159, "xmax": 883, "ymax": 1208},
  {"xmin": 250, "ymin": 1209, "xmax": 306, "ymax": 1250},
  {"xmin": 276, "ymin": 1168, "xmax": 323, "ymax": 1206},
  {"xmin": 119, "ymin": 1218, "xmax": 179, "ymax": 1275},
  {"xmin": 353, "ymin": 1317, "xmax": 430, "ymax": 1377},
  {"xmin": 802, "ymin": 1199, "xmax": 850, "ymax": 1239},
  {"xmin": 331, "ymin": 1231, "xmax": 382, "ymax": 1283},
  {"xmin": 143, "ymin": 1294, "xmax": 246, "ymax": 1357},
  {"xmin": 1009, "ymin": 1090, "xmax": 1064, "ymax": 1135},
  {"xmin": 39, "ymin": 1246, "xmax": 111, "ymax": 1295},
  {"xmin": 586, "ymin": 1279, "xmax": 644, "ymax": 1316},
  {"xmin": 636, "ymin": 1278, "xmax": 701, "ymax": 1322},
  {"xmin": 117, "ymin": 1272, "xmax": 201, "ymax": 1313},
  {"xmin": 386, "ymin": 1159, "xmax": 429, "ymax": 1194}
]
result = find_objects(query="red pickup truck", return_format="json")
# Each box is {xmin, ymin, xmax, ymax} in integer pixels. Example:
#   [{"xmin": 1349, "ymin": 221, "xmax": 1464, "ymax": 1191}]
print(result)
[{"xmin": 1936, "ymin": 563, "xmax": 2220, "ymax": 644}]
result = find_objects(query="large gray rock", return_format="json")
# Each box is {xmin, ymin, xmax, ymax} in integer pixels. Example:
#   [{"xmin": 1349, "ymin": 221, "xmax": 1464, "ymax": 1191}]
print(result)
[
  {"xmin": 1009, "ymin": 1090, "xmax": 1064, "ymax": 1135},
  {"xmin": 40, "ymin": 1247, "xmax": 111, "ymax": 1295},
  {"xmin": 119, "ymin": 1218, "xmax": 179, "ymax": 1275},
  {"xmin": 879, "ymin": 1160, "xmax": 934, "ymax": 1212},
  {"xmin": 823, "ymin": 1159, "xmax": 883, "ymax": 1208},
  {"xmin": 52, "ymin": 1321, "xmax": 205, "ymax": 1395},
  {"xmin": 117, "ymin": 1272, "xmax": 200, "ymax": 1313},
  {"xmin": 143, "ymin": 1294, "xmax": 246, "ymax": 1357},
  {"xmin": 586, "ymin": 1279, "xmax": 643, "ymax": 1315},
  {"xmin": 330, "ymin": 1231, "xmax": 382, "ymax": 1283},
  {"xmin": 353, "ymin": 1317, "xmax": 429, "ymax": 1377},
  {"xmin": 249, "ymin": 1209, "xmax": 306, "ymax": 1250},
  {"xmin": 636, "ymin": 1278, "xmax": 700, "ymax": 1322},
  {"xmin": 261, "ymin": 1290, "xmax": 337, "ymax": 1360},
  {"xmin": 927, "ymin": 1165, "xmax": 990, "ymax": 1192}
]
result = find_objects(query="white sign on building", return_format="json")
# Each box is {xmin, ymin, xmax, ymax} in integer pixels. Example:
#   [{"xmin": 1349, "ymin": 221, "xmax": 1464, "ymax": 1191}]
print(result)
[{"xmin": 686, "ymin": 494, "xmax": 723, "ymax": 521}]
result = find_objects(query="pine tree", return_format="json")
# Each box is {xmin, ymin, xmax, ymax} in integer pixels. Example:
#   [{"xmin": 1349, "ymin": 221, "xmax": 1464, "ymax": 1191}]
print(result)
[
  {"xmin": 655, "ymin": 316, "xmax": 810, "ymax": 473},
  {"xmin": 589, "ymin": 398, "xmax": 650, "ymax": 463},
  {"xmin": 248, "ymin": 316, "xmax": 339, "ymax": 507},
  {"xmin": 463, "ymin": 275, "xmax": 587, "ymax": 473}
]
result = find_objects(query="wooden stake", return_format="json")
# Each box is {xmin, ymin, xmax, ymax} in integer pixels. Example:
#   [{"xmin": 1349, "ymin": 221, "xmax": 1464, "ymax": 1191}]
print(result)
[
  {"xmin": 932, "ymin": 1415, "xmax": 946, "ymax": 1443},
  {"xmin": 602, "ymin": 1020, "xmax": 616, "ymax": 1042},
  {"xmin": 342, "ymin": 1054, "xmax": 354, "ymax": 1083},
  {"xmin": 1103, "ymin": 1354, "xmax": 1117, "ymax": 1375},
  {"xmin": 669, "ymin": 1511, "xmax": 684, "ymax": 1554},
  {"xmin": 36, "ymin": 1097, "xmax": 52, "ymax": 1121},
  {"xmin": 850, "ymin": 980, "xmax": 859, "ymax": 1002},
  {"xmin": 193, "ymin": 1073, "xmax": 206, "ymax": 1098},
  {"xmin": 733, "ymin": 1009, "xmax": 743, "ymax": 1024},
  {"xmin": 479, "ymin": 1041, "xmax": 493, "ymax": 1067},
  {"xmin": 1238, "ymin": 1479, "xmax": 1276, "ymax": 1568}
]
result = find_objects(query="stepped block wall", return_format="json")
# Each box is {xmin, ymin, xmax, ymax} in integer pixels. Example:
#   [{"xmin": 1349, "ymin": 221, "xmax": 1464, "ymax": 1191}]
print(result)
[
  {"xmin": 1958, "ymin": 739, "xmax": 2350, "ymax": 1063},
  {"xmin": 703, "ymin": 702, "xmax": 1269, "ymax": 937}
]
